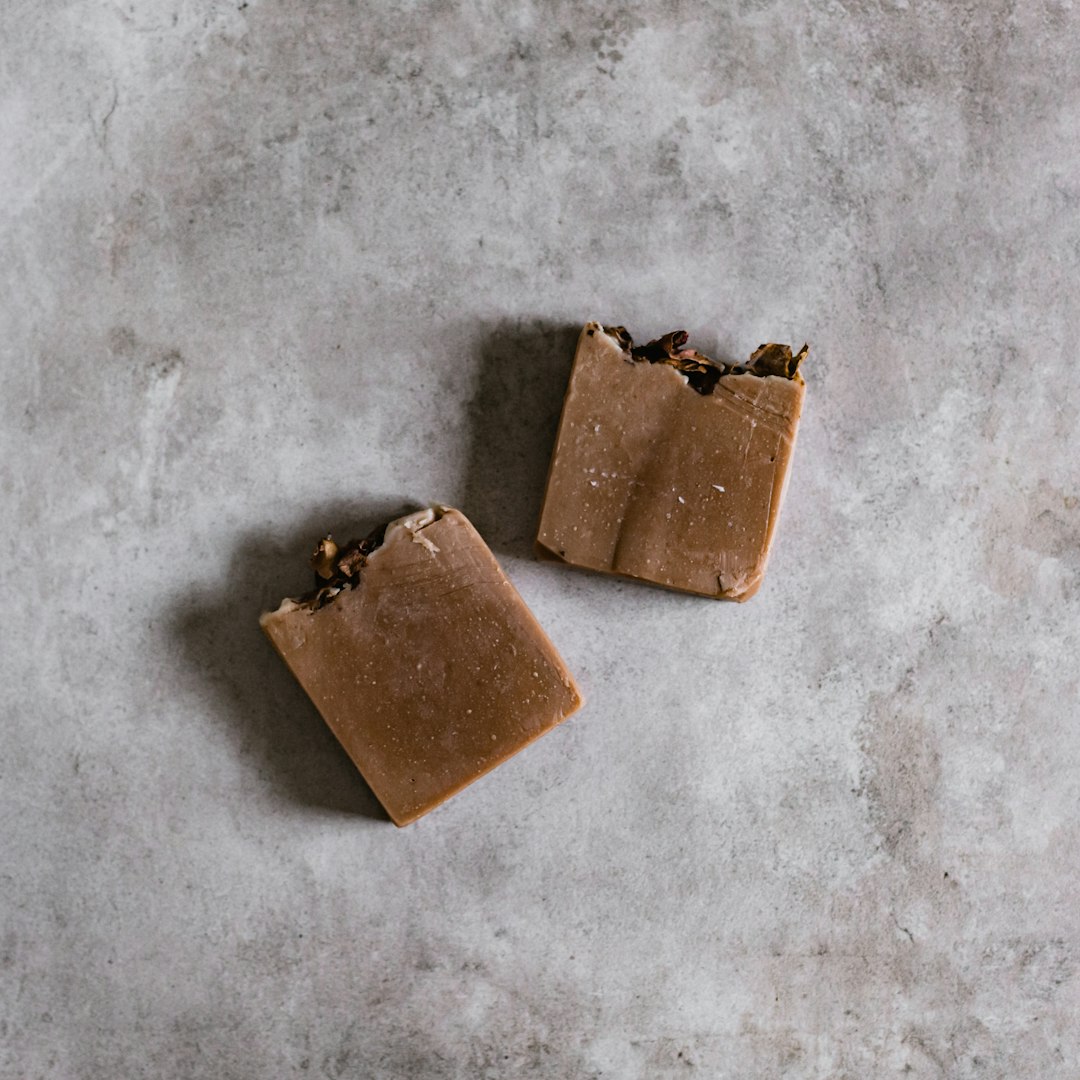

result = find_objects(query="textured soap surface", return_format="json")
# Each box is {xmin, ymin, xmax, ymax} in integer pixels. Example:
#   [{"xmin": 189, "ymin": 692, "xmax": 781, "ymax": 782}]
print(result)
[
  {"xmin": 537, "ymin": 323, "xmax": 806, "ymax": 601},
  {"xmin": 261, "ymin": 506, "xmax": 582, "ymax": 825}
]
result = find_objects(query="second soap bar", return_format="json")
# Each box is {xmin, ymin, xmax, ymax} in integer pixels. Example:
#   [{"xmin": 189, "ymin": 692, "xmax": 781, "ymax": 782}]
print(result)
[
  {"xmin": 261, "ymin": 506, "xmax": 582, "ymax": 825},
  {"xmin": 537, "ymin": 322, "xmax": 807, "ymax": 601}
]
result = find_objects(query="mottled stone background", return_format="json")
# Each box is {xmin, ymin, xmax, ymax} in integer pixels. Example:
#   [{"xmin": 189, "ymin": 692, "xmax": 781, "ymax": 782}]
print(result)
[{"xmin": 3, "ymin": 1, "xmax": 1079, "ymax": 1077}]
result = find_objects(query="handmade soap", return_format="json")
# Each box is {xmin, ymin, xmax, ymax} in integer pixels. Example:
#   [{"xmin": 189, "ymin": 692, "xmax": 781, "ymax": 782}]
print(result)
[
  {"xmin": 536, "ymin": 323, "xmax": 807, "ymax": 601},
  {"xmin": 261, "ymin": 506, "xmax": 582, "ymax": 825}
]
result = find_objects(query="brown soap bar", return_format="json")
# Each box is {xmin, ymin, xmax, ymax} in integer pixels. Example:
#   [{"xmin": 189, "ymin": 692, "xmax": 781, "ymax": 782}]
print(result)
[
  {"xmin": 536, "ymin": 323, "xmax": 807, "ymax": 601},
  {"xmin": 261, "ymin": 506, "xmax": 583, "ymax": 825}
]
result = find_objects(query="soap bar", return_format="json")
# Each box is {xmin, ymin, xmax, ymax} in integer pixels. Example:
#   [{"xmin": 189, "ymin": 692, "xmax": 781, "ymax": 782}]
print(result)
[
  {"xmin": 261, "ymin": 506, "xmax": 583, "ymax": 825},
  {"xmin": 536, "ymin": 323, "xmax": 807, "ymax": 601}
]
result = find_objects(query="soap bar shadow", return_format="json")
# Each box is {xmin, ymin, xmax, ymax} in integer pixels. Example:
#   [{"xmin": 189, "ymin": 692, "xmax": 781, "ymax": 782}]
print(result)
[
  {"xmin": 463, "ymin": 319, "xmax": 580, "ymax": 561},
  {"xmin": 169, "ymin": 499, "xmax": 417, "ymax": 821}
]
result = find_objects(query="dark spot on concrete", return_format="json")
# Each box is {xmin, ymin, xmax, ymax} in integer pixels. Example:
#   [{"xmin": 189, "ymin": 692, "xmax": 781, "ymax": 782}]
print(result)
[
  {"xmin": 700, "ymin": 193, "xmax": 733, "ymax": 219},
  {"xmin": 108, "ymin": 325, "xmax": 138, "ymax": 356},
  {"xmin": 153, "ymin": 349, "xmax": 183, "ymax": 379},
  {"xmin": 0, "ymin": 931, "xmax": 16, "ymax": 970}
]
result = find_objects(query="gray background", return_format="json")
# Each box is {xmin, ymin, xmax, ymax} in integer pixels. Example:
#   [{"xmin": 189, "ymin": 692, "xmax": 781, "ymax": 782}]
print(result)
[{"xmin": 3, "ymin": 1, "xmax": 1079, "ymax": 1077}]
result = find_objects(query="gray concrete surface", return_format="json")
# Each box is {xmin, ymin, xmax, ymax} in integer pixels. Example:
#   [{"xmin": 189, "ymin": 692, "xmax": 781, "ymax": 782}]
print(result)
[{"xmin": 3, "ymin": 2, "xmax": 1079, "ymax": 1077}]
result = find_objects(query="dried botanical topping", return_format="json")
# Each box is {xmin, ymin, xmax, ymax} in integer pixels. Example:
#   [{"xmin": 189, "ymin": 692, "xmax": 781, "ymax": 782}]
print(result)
[
  {"xmin": 311, "ymin": 537, "xmax": 340, "ymax": 580},
  {"xmin": 606, "ymin": 325, "xmax": 808, "ymax": 395},
  {"xmin": 334, "ymin": 546, "xmax": 367, "ymax": 580},
  {"xmin": 748, "ymin": 342, "xmax": 809, "ymax": 379},
  {"xmin": 630, "ymin": 330, "xmax": 726, "ymax": 395},
  {"xmin": 305, "ymin": 521, "xmax": 389, "ymax": 606}
]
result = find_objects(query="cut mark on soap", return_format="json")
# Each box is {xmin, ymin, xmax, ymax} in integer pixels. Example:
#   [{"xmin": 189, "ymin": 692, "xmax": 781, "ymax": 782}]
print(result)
[{"xmin": 403, "ymin": 510, "xmax": 441, "ymax": 555}]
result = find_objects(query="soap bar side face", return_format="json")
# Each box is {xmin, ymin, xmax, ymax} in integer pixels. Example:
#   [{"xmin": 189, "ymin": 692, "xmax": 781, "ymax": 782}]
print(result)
[
  {"xmin": 262, "ymin": 508, "xmax": 582, "ymax": 824},
  {"xmin": 537, "ymin": 324, "xmax": 805, "ymax": 600}
]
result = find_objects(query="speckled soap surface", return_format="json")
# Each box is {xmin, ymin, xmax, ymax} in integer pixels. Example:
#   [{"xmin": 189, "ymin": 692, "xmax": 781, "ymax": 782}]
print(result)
[{"xmin": 3, "ymin": 2, "xmax": 1079, "ymax": 1077}]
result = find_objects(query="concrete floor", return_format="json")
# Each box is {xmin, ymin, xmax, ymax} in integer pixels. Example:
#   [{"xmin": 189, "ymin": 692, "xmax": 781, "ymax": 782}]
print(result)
[{"xmin": 3, "ymin": 2, "xmax": 1079, "ymax": 1077}]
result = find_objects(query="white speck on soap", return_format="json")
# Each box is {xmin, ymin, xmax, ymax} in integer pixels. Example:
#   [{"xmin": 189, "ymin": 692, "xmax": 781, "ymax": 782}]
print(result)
[
  {"xmin": 589, "ymin": 479, "xmax": 598, "ymax": 487},
  {"xmin": 713, "ymin": 484, "xmax": 725, "ymax": 492},
  {"xmin": 677, "ymin": 496, "xmax": 685, "ymax": 504},
  {"xmin": 594, "ymin": 424, "xmax": 600, "ymax": 433}
]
